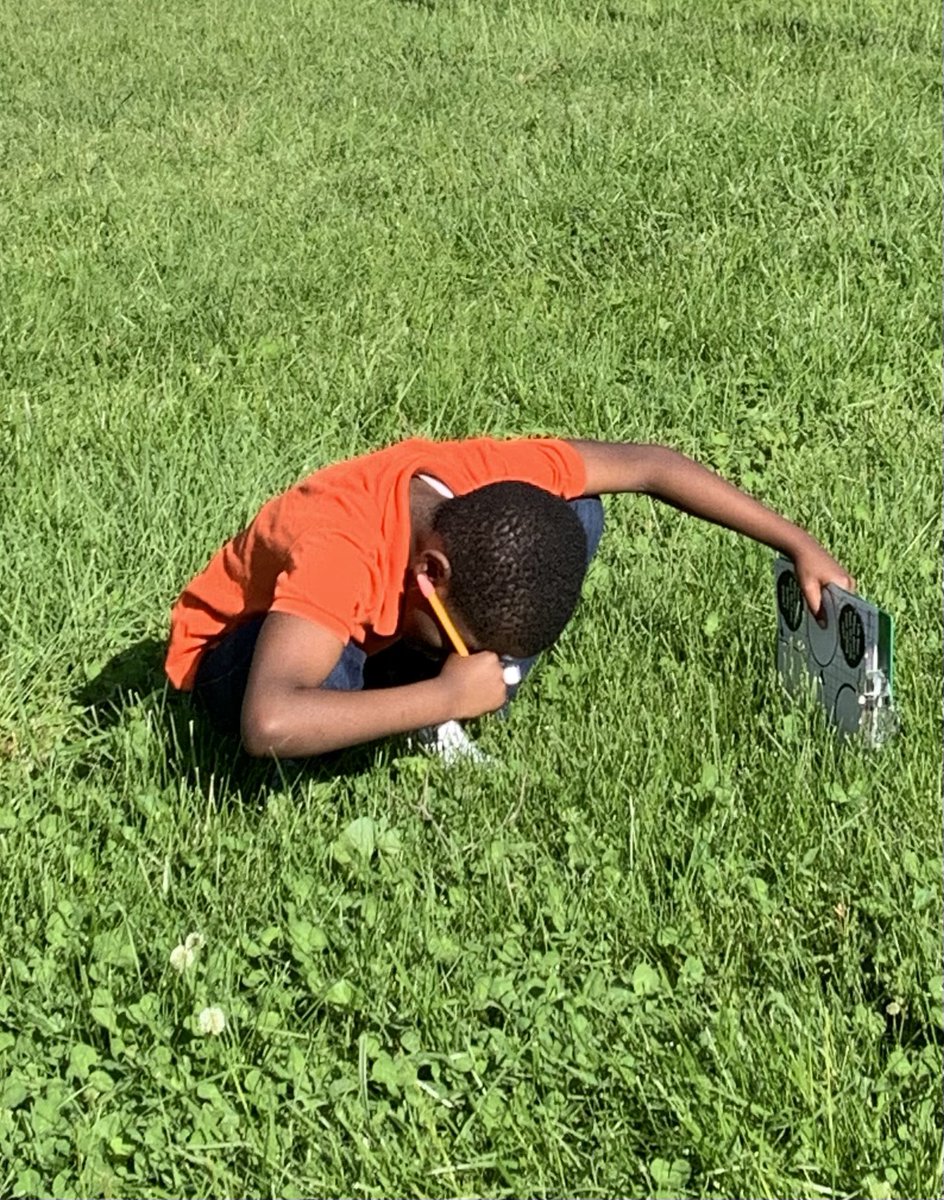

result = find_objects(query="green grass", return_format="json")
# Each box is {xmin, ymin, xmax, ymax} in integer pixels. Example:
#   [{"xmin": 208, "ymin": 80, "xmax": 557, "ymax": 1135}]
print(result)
[{"xmin": 1, "ymin": 0, "xmax": 941, "ymax": 1196}]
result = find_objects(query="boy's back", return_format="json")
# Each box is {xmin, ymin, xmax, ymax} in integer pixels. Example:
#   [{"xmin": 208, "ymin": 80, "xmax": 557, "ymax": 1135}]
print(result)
[{"xmin": 165, "ymin": 436, "xmax": 586, "ymax": 691}]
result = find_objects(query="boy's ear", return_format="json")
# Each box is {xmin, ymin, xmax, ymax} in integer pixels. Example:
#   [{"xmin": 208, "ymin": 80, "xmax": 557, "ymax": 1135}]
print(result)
[{"xmin": 415, "ymin": 547, "xmax": 452, "ymax": 587}]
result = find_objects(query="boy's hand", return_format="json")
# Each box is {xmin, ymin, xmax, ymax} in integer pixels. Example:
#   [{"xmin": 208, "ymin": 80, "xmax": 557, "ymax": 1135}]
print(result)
[
  {"xmin": 792, "ymin": 538, "xmax": 856, "ymax": 620},
  {"xmin": 438, "ymin": 652, "xmax": 508, "ymax": 720}
]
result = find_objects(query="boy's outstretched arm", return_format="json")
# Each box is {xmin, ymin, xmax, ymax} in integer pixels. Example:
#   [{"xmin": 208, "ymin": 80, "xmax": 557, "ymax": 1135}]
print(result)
[
  {"xmin": 568, "ymin": 440, "xmax": 855, "ymax": 616},
  {"xmin": 240, "ymin": 613, "xmax": 507, "ymax": 758}
]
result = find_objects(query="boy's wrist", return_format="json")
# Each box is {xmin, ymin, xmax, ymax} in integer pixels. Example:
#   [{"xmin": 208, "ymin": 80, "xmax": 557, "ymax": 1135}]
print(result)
[
  {"xmin": 427, "ymin": 673, "xmax": 460, "ymax": 723},
  {"xmin": 779, "ymin": 526, "xmax": 820, "ymax": 560}
]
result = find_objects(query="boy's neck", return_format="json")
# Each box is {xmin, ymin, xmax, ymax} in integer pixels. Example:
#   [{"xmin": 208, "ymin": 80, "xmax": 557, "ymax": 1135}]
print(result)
[{"xmin": 408, "ymin": 475, "xmax": 448, "ymax": 558}]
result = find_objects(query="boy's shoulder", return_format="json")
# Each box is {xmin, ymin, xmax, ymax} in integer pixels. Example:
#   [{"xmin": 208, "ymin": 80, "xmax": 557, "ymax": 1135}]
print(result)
[{"xmin": 283, "ymin": 434, "xmax": 583, "ymax": 519}]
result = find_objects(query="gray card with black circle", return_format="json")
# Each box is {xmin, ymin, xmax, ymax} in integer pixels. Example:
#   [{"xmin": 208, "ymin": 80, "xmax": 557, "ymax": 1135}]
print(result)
[{"xmin": 773, "ymin": 557, "xmax": 898, "ymax": 747}]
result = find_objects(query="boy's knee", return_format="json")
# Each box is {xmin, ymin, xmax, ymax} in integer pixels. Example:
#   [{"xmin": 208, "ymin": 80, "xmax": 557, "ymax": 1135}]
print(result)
[
  {"xmin": 569, "ymin": 495, "xmax": 604, "ymax": 563},
  {"xmin": 320, "ymin": 643, "xmax": 367, "ymax": 691}
]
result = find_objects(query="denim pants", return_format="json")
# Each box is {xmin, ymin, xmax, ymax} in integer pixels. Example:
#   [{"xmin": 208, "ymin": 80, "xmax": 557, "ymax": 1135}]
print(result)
[{"xmin": 192, "ymin": 496, "xmax": 604, "ymax": 737}]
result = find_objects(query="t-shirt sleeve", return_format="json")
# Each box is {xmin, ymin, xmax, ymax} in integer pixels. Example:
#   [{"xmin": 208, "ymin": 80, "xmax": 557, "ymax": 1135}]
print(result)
[
  {"xmin": 434, "ymin": 437, "xmax": 587, "ymax": 499},
  {"xmin": 269, "ymin": 530, "xmax": 377, "ymax": 645}
]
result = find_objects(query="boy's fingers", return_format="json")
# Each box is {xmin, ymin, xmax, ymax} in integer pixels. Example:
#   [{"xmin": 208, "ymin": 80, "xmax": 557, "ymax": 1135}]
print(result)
[{"xmin": 802, "ymin": 578, "xmax": 822, "ymax": 620}]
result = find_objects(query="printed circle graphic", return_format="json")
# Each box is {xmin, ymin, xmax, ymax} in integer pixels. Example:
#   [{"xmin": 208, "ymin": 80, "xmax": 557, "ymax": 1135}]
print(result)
[
  {"xmin": 777, "ymin": 570, "xmax": 804, "ymax": 631},
  {"xmin": 809, "ymin": 589, "xmax": 838, "ymax": 668},
  {"xmin": 833, "ymin": 684, "xmax": 861, "ymax": 734},
  {"xmin": 839, "ymin": 604, "xmax": 865, "ymax": 668}
]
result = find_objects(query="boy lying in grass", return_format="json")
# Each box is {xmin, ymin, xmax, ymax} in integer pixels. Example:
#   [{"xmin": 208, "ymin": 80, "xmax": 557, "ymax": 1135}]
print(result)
[{"xmin": 165, "ymin": 437, "xmax": 853, "ymax": 760}]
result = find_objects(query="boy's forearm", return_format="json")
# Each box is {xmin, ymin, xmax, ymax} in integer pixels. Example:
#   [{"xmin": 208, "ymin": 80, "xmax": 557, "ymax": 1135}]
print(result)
[
  {"xmin": 572, "ymin": 439, "xmax": 853, "ymax": 614},
  {"xmin": 572, "ymin": 440, "xmax": 817, "ymax": 557},
  {"xmin": 242, "ymin": 677, "xmax": 454, "ymax": 758},
  {"xmin": 641, "ymin": 445, "xmax": 817, "ymax": 557}
]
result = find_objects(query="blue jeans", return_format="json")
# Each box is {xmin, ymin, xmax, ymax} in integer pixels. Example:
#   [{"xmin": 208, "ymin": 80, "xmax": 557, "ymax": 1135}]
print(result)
[{"xmin": 192, "ymin": 496, "xmax": 604, "ymax": 737}]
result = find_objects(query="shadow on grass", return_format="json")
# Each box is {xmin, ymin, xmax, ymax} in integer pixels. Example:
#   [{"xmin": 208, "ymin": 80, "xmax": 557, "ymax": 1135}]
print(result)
[
  {"xmin": 73, "ymin": 637, "xmax": 378, "ymax": 803},
  {"xmin": 73, "ymin": 637, "xmax": 168, "ymax": 717}
]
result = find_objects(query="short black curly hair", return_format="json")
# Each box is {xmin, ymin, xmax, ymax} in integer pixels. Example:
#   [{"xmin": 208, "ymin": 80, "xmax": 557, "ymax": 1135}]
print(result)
[{"xmin": 432, "ymin": 482, "xmax": 588, "ymax": 659}]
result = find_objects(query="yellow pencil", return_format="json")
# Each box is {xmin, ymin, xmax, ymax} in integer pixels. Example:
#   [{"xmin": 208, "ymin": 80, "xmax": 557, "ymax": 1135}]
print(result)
[{"xmin": 416, "ymin": 572, "xmax": 469, "ymax": 656}]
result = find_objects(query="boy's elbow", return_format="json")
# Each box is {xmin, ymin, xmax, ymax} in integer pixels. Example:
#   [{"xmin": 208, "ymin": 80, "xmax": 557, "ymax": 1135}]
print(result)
[
  {"xmin": 241, "ymin": 693, "xmax": 331, "ymax": 758},
  {"xmin": 240, "ymin": 704, "xmax": 284, "ymax": 758}
]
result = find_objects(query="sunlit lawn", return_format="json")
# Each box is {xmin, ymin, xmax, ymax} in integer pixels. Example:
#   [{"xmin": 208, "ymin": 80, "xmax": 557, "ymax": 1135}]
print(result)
[{"xmin": 0, "ymin": 0, "xmax": 940, "ymax": 1196}]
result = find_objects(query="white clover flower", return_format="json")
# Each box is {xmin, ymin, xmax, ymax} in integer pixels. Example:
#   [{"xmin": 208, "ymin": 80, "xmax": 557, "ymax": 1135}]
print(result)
[
  {"xmin": 169, "ymin": 943, "xmax": 191, "ymax": 973},
  {"xmin": 198, "ymin": 1006, "xmax": 227, "ymax": 1036},
  {"xmin": 169, "ymin": 931, "xmax": 205, "ymax": 973}
]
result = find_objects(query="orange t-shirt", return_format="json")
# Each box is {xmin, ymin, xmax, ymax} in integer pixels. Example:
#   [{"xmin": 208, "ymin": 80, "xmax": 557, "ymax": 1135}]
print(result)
[{"xmin": 165, "ymin": 436, "xmax": 587, "ymax": 690}]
